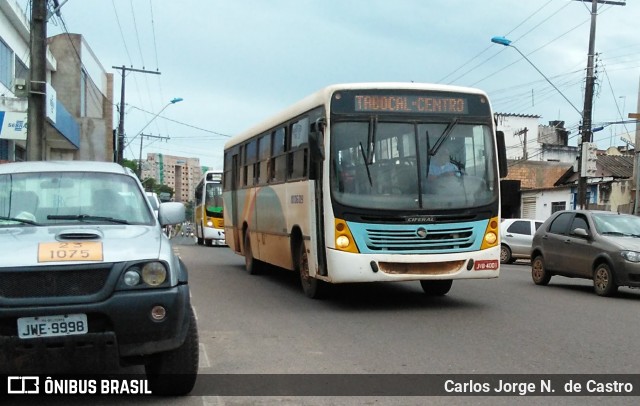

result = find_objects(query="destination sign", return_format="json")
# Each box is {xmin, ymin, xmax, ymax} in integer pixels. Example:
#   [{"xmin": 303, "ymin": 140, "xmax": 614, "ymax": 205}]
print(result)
[
  {"xmin": 331, "ymin": 90, "xmax": 490, "ymax": 116},
  {"xmin": 354, "ymin": 95, "xmax": 468, "ymax": 114}
]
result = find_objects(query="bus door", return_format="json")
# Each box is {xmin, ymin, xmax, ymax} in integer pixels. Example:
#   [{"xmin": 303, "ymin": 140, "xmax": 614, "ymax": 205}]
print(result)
[
  {"xmin": 231, "ymin": 153, "xmax": 241, "ymax": 253},
  {"xmin": 310, "ymin": 118, "xmax": 327, "ymax": 276}
]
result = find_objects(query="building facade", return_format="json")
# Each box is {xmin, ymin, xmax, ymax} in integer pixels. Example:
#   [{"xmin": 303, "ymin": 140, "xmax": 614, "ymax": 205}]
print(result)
[
  {"xmin": 142, "ymin": 153, "xmax": 202, "ymax": 203},
  {"xmin": 0, "ymin": 1, "xmax": 112, "ymax": 163}
]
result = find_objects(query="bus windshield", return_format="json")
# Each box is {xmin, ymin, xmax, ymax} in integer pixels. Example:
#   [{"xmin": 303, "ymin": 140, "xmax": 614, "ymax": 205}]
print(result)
[
  {"xmin": 205, "ymin": 183, "xmax": 223, "ymax": 217},
  {"xmin": 330, "ymin": 120, "xmax": 498, "ymax": 210}
]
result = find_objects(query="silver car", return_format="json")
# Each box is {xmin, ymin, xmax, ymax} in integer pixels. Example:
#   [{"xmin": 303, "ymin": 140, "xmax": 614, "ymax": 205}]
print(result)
[
  {"xmin": 500, "ymin": 218, "xmax": 544, "ymax": 263},
  {"xmin": 0, "ymin": 161, "xmax": 198, "ymax": 395},
  {"xmin": 531, "ymin": 209, "xmax": 640, "ymax": 297}
]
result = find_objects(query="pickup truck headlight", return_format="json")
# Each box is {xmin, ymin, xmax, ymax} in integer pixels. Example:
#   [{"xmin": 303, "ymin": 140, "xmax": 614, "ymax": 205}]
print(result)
[{"xmin": 142, "ymin": 262, "xmax": 167, "ymax": 286}]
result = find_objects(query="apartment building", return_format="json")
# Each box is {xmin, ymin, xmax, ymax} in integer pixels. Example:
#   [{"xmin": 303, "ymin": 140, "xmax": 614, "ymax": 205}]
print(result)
[{"xmin": 141, "ymin": 153, "xmax": 202, "ymax": 203}]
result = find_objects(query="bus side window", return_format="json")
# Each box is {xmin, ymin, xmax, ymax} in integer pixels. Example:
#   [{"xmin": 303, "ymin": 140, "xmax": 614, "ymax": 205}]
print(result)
[
  {"xmin": 270, "ymin": 127, "xmax": 287, "ymax": 183},
  {"xmin": 258, "ymin": 134, "xmax": 270, "ymax": 185},
  {"xmin": 289, "ymin": 117, "xmax": 309, "ymax": 180},
  {"xmin": 245, "ymin": 140, "xmax": 257, "ymax": 186}
]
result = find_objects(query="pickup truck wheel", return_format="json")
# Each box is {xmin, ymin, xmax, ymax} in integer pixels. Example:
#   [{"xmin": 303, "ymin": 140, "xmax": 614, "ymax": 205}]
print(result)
[{"xmin": 145, "ymin": 306, "xmax": 199, "ymax": 395}]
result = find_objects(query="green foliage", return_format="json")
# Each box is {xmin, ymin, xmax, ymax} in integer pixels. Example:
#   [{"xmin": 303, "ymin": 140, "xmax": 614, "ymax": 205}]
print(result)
[{"xmin": 121, "ymin": 159, "xmax": 138, "ymax": 173}]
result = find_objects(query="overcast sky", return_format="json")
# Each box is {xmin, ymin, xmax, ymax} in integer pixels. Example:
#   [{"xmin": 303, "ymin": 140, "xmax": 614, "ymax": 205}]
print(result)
[{"xmin": 44, "ymin": 0, "xmax": 640, "ymax": 169}]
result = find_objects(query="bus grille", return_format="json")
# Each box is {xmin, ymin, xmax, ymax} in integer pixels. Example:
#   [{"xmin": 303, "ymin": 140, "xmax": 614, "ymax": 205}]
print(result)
[
  {"xmin": 364, "ymin": 226, "xmax": 475, "ymax": 251},
  {"xmin": 0, "ymin": 268, "xmax": 111, "ymax": 299}
]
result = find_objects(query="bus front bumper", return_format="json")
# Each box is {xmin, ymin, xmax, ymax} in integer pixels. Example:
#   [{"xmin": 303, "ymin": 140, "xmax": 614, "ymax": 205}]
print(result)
[{"xmin": 322, "ymin": 246, "xmax": 501, "ymax": 283}]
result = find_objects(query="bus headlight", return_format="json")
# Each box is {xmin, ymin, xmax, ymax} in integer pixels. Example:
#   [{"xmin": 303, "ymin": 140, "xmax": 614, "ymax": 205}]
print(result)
[
  {"xmin": 336, "ymin": 235, "xmax": 351, "ymax": 249},
  {"xmin": 141, "ymin": 262, "xmax": 167, "ymax": 286},
  {"xmin": 335, "ymin": 219, "xmax": 359, "ymax": 253},
  {"xmin": 207, "ymin": 220, "xmax": 213, "ymax": 227},
  {"xmin": 480, "ymin": 216, "xmax": 500, "ymax": 250}
]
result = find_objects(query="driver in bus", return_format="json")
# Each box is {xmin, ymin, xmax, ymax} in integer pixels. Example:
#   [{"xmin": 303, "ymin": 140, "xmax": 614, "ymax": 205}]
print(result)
[{"xmin": 428, "ymin": 146, "xmax": 457, "ymax": 179}]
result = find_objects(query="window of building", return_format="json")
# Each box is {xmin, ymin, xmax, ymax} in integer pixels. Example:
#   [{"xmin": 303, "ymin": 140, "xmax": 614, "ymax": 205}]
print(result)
[
  {"xmin": 80, "ymin": 69, "xmax": 87, "ymax": 117},
  {"xmin": 0, "ymin": 39, "xmax": 13, "ymax": 89},
  {"xmin": 551, "ymin": 201, "xmax": 566, "ymax": 214},
  {"xmin": 14, "ymin": 56, "xmax": 28, "ymax": 81}
]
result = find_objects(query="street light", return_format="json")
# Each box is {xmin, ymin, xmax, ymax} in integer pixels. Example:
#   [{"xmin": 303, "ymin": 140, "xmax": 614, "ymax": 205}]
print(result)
[
  {"xmin": 491, "ymin": 35, "xmax": 593, "ymax": 210},
  {"xmin": 124, "ymin": 97, "xmax": 183, "ymax": 177},
  {"xmin": 490, "ymin": 36, "xmax": 582, "ymax": 116}
]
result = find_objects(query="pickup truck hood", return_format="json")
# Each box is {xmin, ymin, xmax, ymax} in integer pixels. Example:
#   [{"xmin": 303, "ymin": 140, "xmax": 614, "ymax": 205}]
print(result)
[{"xmin": 0, "ymin": 225, "xmax": 164, "ymax": 268}]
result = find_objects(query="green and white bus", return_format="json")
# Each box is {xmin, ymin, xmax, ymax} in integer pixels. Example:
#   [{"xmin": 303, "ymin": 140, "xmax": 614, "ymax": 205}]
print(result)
[
  {"xmin": 223, "ymin": 83, "xmax": 507, "ymax": 298},
  {"xmin": 194, "ymin": 170, "xmax": 225, "ymax": 246}
]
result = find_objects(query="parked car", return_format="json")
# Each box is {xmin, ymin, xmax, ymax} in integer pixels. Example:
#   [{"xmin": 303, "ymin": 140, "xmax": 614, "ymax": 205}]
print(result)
[
  {"xmin": 500, "ymin": 218, "xmax": 544, "ymax": 263},
  {"xmin": 530, "ymin": 209, "xmax": 640, "ymax": 297},
  {"xmin": 0, "ymin": 161, "xmax": 198, "ymax": 395}
]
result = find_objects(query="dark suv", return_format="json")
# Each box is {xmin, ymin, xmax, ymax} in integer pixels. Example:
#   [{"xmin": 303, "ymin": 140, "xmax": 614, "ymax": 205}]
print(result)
[{"xmin": 530, "ymin": 209, "xmax": 640, "ymax": 296}]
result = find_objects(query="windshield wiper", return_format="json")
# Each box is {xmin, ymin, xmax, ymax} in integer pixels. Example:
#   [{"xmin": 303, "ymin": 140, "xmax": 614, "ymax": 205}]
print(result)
[
  {"xmin": 47, "ymin": 214, "xmax": 130, "ymax": 224},
  {"xmin": 0, "ymin": 216, "xmax": 40, "ymax": 226},
  {"xmin": 601, "ymin": 231, "xmax": 626, "ymax": 236},
  {"xmin": 359, "ymin": 142, "xmax": 373, "ymax": 187},
  {"xmin": 429, "ymin": 118, "xmax": 459, "ymax": 157}
]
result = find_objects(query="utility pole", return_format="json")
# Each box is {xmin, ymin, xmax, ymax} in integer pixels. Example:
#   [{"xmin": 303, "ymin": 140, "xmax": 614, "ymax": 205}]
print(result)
[
  {"xmin": 515, "ymin": 128, "xmax": 529, "ymax": 160},
  {"xmin": 26, "ymin": 0, "xmax": 47, "ymax": 161},
  {"xmin": 138, "ymin": 133, "xmax": 169, "ymax": 178},
  {"xmin": 631, "ymin": 110, "xmax": 640, "ymax": 214},
  {"xmin": 575, "ymin": 0, "xmax": 625, "ymax": 209},
  {"xmin": 112, "ymin": 66, "xmax": 161, "ymax": 164}
]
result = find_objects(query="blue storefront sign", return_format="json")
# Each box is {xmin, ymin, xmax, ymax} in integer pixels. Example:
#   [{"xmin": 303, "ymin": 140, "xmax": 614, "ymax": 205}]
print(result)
[{"xmin": 0, "ymin": 111, "xmax": 28, "ymax": 140}]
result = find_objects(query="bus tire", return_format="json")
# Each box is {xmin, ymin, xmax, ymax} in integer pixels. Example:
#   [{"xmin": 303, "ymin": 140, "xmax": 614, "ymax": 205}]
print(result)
[
  {"xmin": 420, "ymin": 280, "xmax": 452, "ymax": 296},
  {"xmin": 244, "ymin": 231, "xmax": 261, "ymax": 275},
  {"xmin": 296, "ymin": 241, "xmax": 325, "ymax": 299}
]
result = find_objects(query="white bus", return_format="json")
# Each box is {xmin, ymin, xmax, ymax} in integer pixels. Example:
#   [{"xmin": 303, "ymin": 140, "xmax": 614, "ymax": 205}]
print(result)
[
  {"xmin": 194, "ymin": 170, "xmax": 226, "ymax": 246},
  {"xmin": 223, "ymin": 83, "xmax": 508, "ymax": 298}
]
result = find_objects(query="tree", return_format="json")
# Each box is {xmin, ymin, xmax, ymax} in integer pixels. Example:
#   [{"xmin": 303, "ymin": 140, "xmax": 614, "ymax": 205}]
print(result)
[{"xmin": 121, "ymin": 158, "xmax": 138, "ymax": 173}]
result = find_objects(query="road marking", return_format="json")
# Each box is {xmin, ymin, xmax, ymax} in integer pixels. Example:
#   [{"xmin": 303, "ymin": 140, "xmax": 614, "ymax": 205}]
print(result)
[
  {"xmin": 201, "ymin": 396, "xmax": 225, "ymax": 406},
  {"xmin": 199, "ymin": 342, "xmax": 210, "ymax": 368}
]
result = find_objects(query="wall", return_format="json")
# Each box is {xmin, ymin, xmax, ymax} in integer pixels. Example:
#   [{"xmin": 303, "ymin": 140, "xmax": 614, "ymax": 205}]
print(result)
[
  {"xmin": 495, "ymin": 114, "xmax": 541, "ymax": 161},
  {"xmin": 522, "ymin": 187, "xmax": 573, "ymax": 221},
  {"xmin": 48, "ymin": 34, "xmax": 113, "ymax": 162}
]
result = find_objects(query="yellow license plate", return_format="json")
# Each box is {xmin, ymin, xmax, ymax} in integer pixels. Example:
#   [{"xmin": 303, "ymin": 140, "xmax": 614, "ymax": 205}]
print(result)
[{"xmin": 38, "ymin": 242, "xmax": 104, "ymax": 263}]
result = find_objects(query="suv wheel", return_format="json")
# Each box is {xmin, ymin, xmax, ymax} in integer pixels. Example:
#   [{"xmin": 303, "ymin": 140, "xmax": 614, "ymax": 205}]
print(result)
[
  {"xmin": 531, "ymin": 255, "xmax": 551, "ymax": 286},
  {"xmin": 145, "ymin": 306, "xmax": 199, "ymax": 395},
  {"xmin": 593, "ymin": 263, "xmax": 618, "ymax": 297}
]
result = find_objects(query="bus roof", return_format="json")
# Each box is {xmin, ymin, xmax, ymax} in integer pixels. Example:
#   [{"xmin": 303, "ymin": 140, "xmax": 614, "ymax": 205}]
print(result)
[{"xmin": 224, "ymin": 82, "xmax": 489, "ymax": 149}]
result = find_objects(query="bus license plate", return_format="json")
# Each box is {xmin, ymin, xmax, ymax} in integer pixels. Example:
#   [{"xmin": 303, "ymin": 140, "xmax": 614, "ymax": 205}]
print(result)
[{"xmin": 17, "ymin": 314, "xmax": 88, "ymax": 339}]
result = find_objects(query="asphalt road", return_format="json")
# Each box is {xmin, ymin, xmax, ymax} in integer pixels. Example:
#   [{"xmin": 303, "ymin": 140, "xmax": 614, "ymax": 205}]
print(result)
[
  {"xmin": 11, "ymin": 236, "xmax": 640, "ymax": 405},
  {"xmin": 177, "ymin": 236, "xmax": 640, "ymax": 405}
]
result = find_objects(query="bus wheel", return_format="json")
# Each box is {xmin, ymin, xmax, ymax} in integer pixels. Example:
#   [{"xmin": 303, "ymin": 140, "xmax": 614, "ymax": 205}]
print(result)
[
  {"xmin": 244, "ymin": 231, "xmax": 260, "ymax": 275},
  {"xmin": 296, "ymin": 242, "xmax": 324, "ymax": 299},
  {"xmin": 420, "ymin": 280, "xmax": 452, "ymax": 296},
  {"xmin": 197, "ymin": 237, "xmax": 204, "ymax": 245}
]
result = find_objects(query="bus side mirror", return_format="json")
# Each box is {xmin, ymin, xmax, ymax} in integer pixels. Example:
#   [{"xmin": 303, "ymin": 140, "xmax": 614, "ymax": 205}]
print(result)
[{"xmin": 496, "ymin": 130, "xmax": 508, "ymax": 178}]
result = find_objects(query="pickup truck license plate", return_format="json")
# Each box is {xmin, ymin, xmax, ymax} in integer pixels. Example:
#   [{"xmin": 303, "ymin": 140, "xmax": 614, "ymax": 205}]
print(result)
[{"xmin": 17, "ymin": 314, "xmax": 88, "ymax": 339}]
